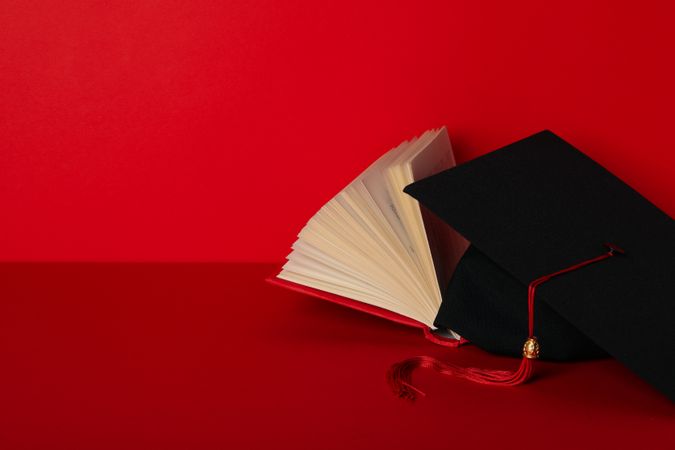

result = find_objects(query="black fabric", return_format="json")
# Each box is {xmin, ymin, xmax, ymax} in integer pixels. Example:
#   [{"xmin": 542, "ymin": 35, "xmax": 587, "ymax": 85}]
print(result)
[
  {"xmin": 405, "ymin": 130, "xmax": 675, "ymax": 401},
  {"xmin": 435, "ymin": 244, "xmax": 606, "ymax": 361}
]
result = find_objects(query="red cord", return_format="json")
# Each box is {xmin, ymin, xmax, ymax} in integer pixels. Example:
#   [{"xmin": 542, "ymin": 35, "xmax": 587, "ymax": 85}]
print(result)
[{"xmin": 388, "ymin": 243, "xmax": 624, "ymax": 401}]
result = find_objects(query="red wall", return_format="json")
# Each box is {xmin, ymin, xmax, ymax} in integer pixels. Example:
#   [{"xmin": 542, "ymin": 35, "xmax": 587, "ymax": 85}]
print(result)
[{"xmin": 2, "ymin": 1, "xmax": 674, "ymax": 262}]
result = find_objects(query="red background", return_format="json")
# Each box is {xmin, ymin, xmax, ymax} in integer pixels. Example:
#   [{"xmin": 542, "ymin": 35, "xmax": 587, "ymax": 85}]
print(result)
[
  {"xmin": 1, "ymin": 3, "xmax": 674, "ymax": 447},
  {"xmin": 2, "ymin": 1, "xmax": 675, "ymax": 262}
]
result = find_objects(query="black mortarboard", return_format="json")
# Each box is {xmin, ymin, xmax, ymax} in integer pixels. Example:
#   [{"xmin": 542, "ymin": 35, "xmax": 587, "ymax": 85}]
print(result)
[{"xmin": 394, "ymin": 130, "xmax": 675, "ymax": 401}]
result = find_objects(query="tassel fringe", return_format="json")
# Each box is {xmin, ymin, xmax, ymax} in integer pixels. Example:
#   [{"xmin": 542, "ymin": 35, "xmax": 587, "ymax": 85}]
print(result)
[{"xmin": 387, "ymin": 355, "xmax": 534, "ymax": 401}]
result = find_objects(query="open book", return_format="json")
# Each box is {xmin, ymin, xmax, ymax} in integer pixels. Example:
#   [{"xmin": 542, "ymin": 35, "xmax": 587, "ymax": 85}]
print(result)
[{"xmin": 272, "ymin": 128, "xmax": 468, "ymax": 341}]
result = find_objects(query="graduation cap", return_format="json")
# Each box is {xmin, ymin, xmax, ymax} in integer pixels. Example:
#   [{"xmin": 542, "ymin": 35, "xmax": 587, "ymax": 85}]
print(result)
[{"xmin": 388, "ymin": 130, "xmax": 675, "ymax": 402}]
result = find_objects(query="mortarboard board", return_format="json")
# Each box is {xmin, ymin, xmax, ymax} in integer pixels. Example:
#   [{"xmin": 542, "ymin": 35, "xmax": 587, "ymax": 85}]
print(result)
[{"xmin": 389, "ymin": 130, "xmax": 675, "ymax": 401}]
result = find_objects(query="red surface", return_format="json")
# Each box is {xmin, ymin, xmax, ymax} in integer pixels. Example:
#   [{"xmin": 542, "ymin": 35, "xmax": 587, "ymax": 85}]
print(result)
[
  {"xmin": 0, "ymin": 263, "xmax": 672, "ymax": 449},
  {"xmin": 2, "ymin": 1, "xmax": 675, "ymax": 261}
]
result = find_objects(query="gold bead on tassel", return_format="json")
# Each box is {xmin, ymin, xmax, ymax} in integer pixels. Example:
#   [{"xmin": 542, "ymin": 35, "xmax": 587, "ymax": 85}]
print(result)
[{"xmin": 522, "ymin": 337, "xmax": 540, "ymax": 359}]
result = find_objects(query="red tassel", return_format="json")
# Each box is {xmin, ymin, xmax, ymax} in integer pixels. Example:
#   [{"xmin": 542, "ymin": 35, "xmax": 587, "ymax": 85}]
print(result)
[
  {"xmin": 388, "ymin": 243, "xmax": 623, "ymax": 401},
  {"xmin": 387, "ymin": 344, "xmax": 536, "ymax": 401}
]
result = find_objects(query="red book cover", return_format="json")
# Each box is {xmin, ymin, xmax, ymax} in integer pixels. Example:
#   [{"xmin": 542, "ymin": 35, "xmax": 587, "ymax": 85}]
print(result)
[{"xmin": 266, "ymin": 271, "xmax": 463, "ymax": 348}]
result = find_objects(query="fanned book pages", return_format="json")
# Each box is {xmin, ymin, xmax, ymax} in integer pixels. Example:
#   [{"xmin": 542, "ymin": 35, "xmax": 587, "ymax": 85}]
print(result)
[{"xmin": 274, "ymin": 128, "xmax": 468, "ymax": 339}]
